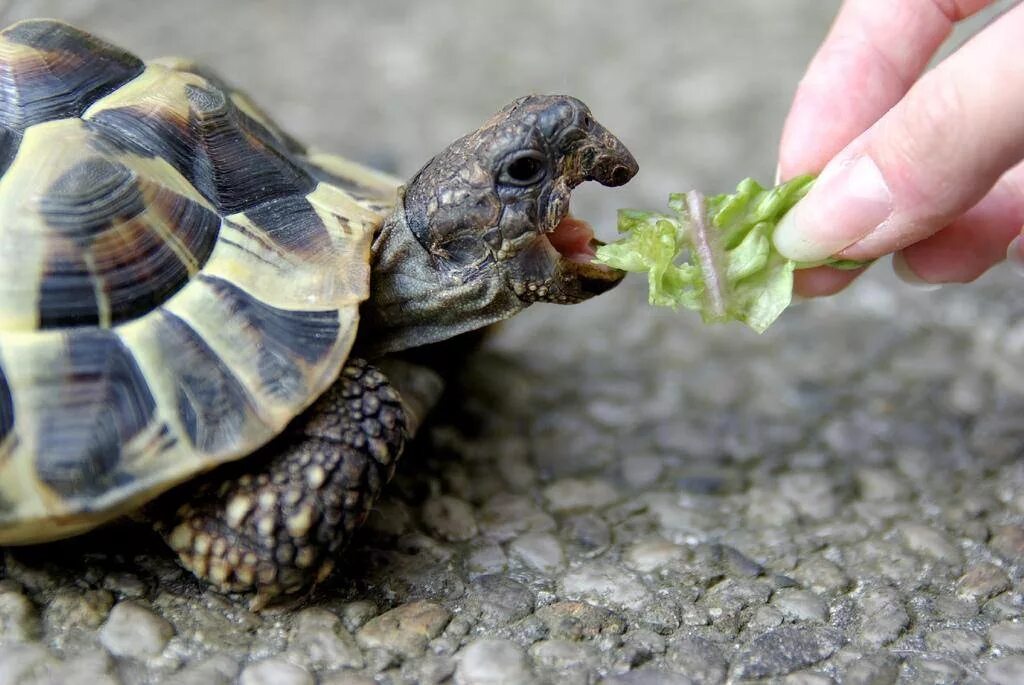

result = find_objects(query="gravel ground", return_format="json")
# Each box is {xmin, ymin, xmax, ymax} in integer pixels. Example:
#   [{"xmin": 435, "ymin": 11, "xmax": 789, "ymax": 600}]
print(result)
[{"xmin": 2, "ymin": 1, "xmax": 1024, "ymax": 683}]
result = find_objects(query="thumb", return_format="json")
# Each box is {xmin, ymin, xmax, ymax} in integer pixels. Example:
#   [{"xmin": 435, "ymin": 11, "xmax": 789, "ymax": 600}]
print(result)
[{"xmin": 774, "ymin": 2, "xmax": 1024, "ymax": 262}]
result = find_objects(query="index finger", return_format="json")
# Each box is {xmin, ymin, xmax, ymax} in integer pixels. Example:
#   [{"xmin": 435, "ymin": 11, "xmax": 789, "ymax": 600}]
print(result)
[{"xmin": 778, "ymin": 0, "xmax": 995, "ymax": 181}]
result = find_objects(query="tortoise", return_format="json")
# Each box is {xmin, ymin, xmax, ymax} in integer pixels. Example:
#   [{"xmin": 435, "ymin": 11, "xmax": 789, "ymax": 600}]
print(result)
[{"xmin": 0, "ymin": 19, "xmax": 636, "ymax": 604}]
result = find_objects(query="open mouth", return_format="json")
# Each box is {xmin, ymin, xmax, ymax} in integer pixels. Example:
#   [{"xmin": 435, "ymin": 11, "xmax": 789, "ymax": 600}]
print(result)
[
  {"xmin": 547, "ymin": 213, "xmax": 601, "ymax": 263},
  {"xmin": 528, "ymin": 201, "xmax": 626, "ymax": 301}
]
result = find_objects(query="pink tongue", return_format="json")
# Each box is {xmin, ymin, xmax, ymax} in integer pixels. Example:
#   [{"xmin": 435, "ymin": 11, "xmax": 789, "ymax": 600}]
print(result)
[{"xmin": 549, "ymin": 216, "xmax": 596, "ymax": 262}]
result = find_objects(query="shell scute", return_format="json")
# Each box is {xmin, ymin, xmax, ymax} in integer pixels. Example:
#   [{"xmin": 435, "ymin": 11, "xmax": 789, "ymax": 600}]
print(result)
[
  {"xmin": 148, "ymin": 310, "xmax": 258, "ymax": 454},
  {"xmin": 84, "ymin": 64, "xmax": 315, "ymax": 215},
  {"xmin": 0, "ymin": 20, "xmax": 143, "ymax": 131},
  {"xmin": 33, "ymin": 328, "xmax": 157, "ymax": 500},
  {"xmin": 239, "ymin": 194, "xmax": 333, "ymax": 258},
  {"xmin": 0, "ymin": 119, "xmax": 222, "ymax": 330}
]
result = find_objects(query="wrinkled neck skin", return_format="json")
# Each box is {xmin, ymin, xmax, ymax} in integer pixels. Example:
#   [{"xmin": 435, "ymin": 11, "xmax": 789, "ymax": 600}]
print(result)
[{"xmin": 355, "ymin": 197, "xmax": 523, "ymax": 358}]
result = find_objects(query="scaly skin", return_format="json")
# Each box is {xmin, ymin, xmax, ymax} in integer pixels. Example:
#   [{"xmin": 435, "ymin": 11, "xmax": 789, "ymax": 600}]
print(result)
[{"xmin": 155, "ymin": 359, "xmax": 405, "ymax": 608}]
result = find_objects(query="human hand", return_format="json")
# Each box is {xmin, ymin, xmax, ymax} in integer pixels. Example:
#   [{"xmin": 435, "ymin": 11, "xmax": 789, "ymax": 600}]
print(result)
[{"xmin": 773, "ymin": 0, "xmax": 1024, "ymax": 297}]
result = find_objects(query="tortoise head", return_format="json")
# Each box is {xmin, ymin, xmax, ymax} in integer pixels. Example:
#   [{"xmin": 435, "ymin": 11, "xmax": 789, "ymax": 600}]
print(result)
[{"xmin": 361, "ymin": 95, "xmax": 637, "ymax": 355}]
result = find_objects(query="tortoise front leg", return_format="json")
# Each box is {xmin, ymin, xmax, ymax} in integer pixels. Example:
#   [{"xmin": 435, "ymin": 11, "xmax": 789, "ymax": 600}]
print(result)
[{"xmin": 153, "ymin": 359, "xmax": 406, "ymax": 608}]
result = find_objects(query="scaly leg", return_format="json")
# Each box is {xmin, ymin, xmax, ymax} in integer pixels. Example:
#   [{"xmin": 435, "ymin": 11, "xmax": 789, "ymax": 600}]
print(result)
[{"xmin": 153, "ymin": 359, "xmax": 406, "ymax": 608}]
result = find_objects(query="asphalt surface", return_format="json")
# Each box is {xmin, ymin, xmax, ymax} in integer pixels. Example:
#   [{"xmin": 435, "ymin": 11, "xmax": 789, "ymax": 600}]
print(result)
[{"xmin": 1, "ymin": 1, "xmax": 1023, "ymax": 683}]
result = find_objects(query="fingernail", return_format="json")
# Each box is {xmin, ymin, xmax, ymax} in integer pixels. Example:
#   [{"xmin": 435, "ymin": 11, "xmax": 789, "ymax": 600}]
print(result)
[
  {"xmin": 773, "ymin": 155, "xmax": 893, "ymax": 262},
  {"xmin": 1006, "ymin": 234, "xmax": 1024, "ymax": 276},
  {"xmin": 892, "ymin": 252, "xmax": 941, "ymax": 291}
]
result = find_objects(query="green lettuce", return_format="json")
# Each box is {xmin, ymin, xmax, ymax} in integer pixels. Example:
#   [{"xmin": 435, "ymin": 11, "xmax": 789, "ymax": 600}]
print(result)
[{"xmin": 595, "ymin": 176, "xmax": 867, "ymax": 333}]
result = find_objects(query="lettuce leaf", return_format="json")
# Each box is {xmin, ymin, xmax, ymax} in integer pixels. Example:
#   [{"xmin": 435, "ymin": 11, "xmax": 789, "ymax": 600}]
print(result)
[{"xmin": 594, "ymin": 176, "xmax": 868, "ymax": 333}]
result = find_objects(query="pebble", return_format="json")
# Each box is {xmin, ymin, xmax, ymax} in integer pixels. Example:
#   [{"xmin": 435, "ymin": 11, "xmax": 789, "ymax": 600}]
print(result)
[
  {"xmin": 238, "ymin": 658, "xmax": 314, "ymax": 685},
  {"xmin": 734, "ymin": 625, "xmax": 846, "ymax": 679},
  {"xmin": 287, "ymin": 607, "xmax": 364, "ymax": 670},
  {"xmin": 600, "ymin": 670, "xmax": 691, "ymax": 685},
  {"xmin": 906, "ymin": 657, "xmax": 964, "ymax": 683},
  {"xmin": 44, "ymin": 652, "xmax": 119, "ymax": 685},
  {"xmin": 98, "ymin": 600, "xmax": 175, "ymax": 659},
  {"xmin": 320, "ymin": 673, "xmax": 379, "ymax": 685},
  {"xmin": 478, "ymin": 494, "xmax": 556, "ymax": 543},
  {"xmin": 455, "ymin": 639, "xmax": 533, "ymax": 685},
  {"xmin": 771, "ymin": 589, "xmax": 828, "ymax": 622},
  {"xmin": 718, "ymin": 544, "xmax": 765, "ymax": 577},
  {"xmin": 637, "ymin": 599, "xmax": 681, "ymax": 635},
  {"xmin": 790, "ymin": 558, "xmax": 852, "ymax": 594},
  {"xmin": 467, "ymin": 543, "xmax": 508, "ymax": 576},
  {"xmin": 561, "ymin": 514, "xmax": 611, "ymax": 558},
  {"xmin": 839, "ymin": 654, "xmax": 900, "ymax": 685},
  {"xmin": 561, "ymin": 562, "xmax": 650, "ymax": 611},
  {"xmin": 543, "ymin": 478, "xmax": 619, "ymax": 513},
  {"xmin": 777, "ymin": 472, "xmax": 839, "ymax": 520},
  {"xmin": 702, "ymin": 578, "xmax": 772, "ymax": 619},
  {"xmin": 644, "ymin": 495, "xmax": 717, "ymax": 535},
  {"xmin": 623, "ymin": 537, "xmax": 685, "ymax": 573},
  {"xmin": 746, "ymin": 488, "xmax": 800, "ymax": 526},
  {"xmin": 509, "ymin": 532, "xmax": 565, "ymax": 574},
  {"xmin": 410, "ymin": 653, "xmax": 457, "ymax": 684},
  {"xmin": 623, "ymin": 629, "xmax": 666, "ymax": 660},
  {"xmin": 985, "ymin": 655, "xmax": 1024, "ymax": 685},
  {"xmin": 535, "ymin": 601, "xmax": 625, "ymax": 640},
  {"xmin": 664, "ymin": 635, "xmax": 727, "ymax": 684},
  {"xmin": 989, "ymin": 621, "xmax": 1024, "ymax": 651},
  {"xmin": 899, "ymin": 524, "xmax": 963, "ymax": 564},
  {"xmin": 468, "ymin": 575, "xmax": 535, "ymax": 625},
  {"xmin": 356, "ymin": 600, "xmax": 451, "ymax": 657},
  {"xmin": 529, "ymin": 639, "xmax": 594, "ymax": 670},
  {"xmin": 923, "ymin": 628, "xmax": 986, "ymax": 658},
  {"xmin": 102, "ymin": 572, "xmax": 148, "ymax": 599},
  {"xmin": 363, "ymin": 498, "xmax": 413, "ymax": 538},
  {"xmin": 422, "ymin": 495, "xmax": 479, "ymax": 541},
  {"xmin": 855, "ymin": 467, "xmax": 906, "ymax": 501},
  {"xmin": 956, "ymin": 562, "xmax": 1011, "ymax": 600},
  {"xmin": 165, "ymin": 655, "xmax": 240, "ymax": 685},
  {"xmin": 0, "ymin": 590, "xmax": 39, "ymax": 641},
  {"xmin": 0, "ymin": 643, "xmax": 53, "ymax": 685},
  {"xmin": 748, "ymin": 605, "xmax": 785, "ymax": 631},
  {"xmin": 855, "ymin": 587, "xmax": 909, "ymax": 647},
  {"xmin": 989, "ymin": 524, "xmax": 1024, "ymax": 560},
  {"xmin": 620, "ymin": 454, "xmax": 664, "ymax": 489},
  {"xmin": 340, "ymin": 600, "xmax": 379, "ymax": 633},
  {"xmin": 43, "ymin": 589, "xmax": 113, "ymax": 632}
]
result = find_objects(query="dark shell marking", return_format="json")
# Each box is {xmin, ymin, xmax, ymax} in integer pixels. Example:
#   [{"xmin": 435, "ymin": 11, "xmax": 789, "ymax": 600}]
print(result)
[
  {"xmin": 86, "ymin": 80, "xmax": 316, "ymax": 215},
  {"xmin": 0, "ymin": 19, "xmax": 388, "ymax": 543},
  {"xmin": 34, "ymin": 329, "xmax": 157, "ymax": 500},
  {"xmin": 35, "ymin": 152, "xmax": 221, "ymax": 327},
  {"xmin": 0, "ymin": 19, "xmax": 143, "ymax": 130},
  {"xmin": 240, "ymin": 195, "xmax": 333, "ymax": 258},
  {"xmin": 0, "ymin": 363, "xmax": 12, "ymax": 447},
  {"xmin": 149, "ymin": 311, "xmax": 258, "ymax": 455}
]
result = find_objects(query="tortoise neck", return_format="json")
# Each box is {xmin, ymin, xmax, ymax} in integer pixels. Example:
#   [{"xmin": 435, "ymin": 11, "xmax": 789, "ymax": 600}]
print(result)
[{"xmin": 355, "ymin": 200, "xmax": 522, "ymax": 358}]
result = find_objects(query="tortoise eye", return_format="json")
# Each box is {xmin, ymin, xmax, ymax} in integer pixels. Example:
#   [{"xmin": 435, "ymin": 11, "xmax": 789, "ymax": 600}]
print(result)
[{"xmin": 500, "ymin": 151, "xmax": 547, "ymax": 186}]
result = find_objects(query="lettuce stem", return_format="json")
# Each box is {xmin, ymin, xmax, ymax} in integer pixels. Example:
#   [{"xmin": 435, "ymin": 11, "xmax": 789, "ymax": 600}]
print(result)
[{"xmin": 683, "ymin": 190, "xmax": 727, "ymax": 321}]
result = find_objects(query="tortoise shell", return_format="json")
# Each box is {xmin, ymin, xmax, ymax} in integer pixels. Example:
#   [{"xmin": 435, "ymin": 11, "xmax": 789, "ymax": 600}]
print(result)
[{"xmin": 0, "ymin": 19, "xmax": 400, "ymax": 543}]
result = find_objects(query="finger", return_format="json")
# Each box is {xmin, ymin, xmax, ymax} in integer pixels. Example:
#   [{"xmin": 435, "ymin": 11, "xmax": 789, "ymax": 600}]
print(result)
[
  {"xmin": 894, "ymin": 161, "xmax": 1024, "ymax": 283},
  {"xmin": 774, "ymin": 2, "xmax": 1024, "ymax": 263},
  {"xmin": 792, "ymin": 264, "xmax": 866, "ymax": 298},
  {"xmin": 778, "ymin": 0, "xmax": 995, "ymax": 181}
]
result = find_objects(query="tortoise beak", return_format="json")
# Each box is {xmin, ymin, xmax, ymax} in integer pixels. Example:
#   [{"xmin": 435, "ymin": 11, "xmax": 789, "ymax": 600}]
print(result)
[{"xmin": 581, "ymin": 120, "xmax": 639, "ymax": 188}]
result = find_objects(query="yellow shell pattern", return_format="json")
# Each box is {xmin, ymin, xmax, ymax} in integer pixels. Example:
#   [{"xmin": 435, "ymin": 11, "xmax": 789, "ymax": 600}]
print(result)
[{"xmin": 0, "ymin": 19, "xmax": 401, "ymax": 543}]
